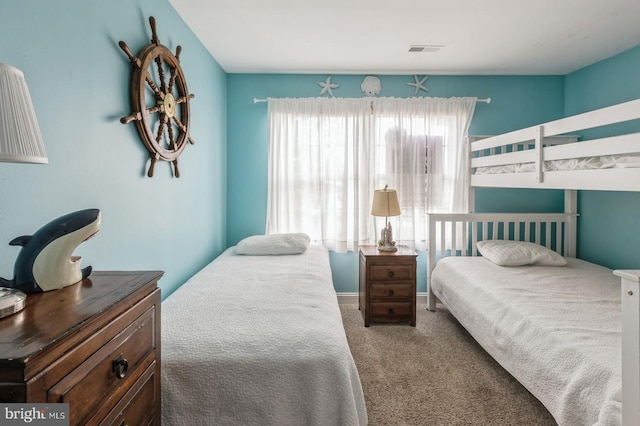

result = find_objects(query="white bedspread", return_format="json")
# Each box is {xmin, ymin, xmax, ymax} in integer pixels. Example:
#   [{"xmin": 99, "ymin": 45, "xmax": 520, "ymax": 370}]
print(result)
[
  {"xmin": 161, "ymin": 245, "xmax": 367, "ymax": 426},
  {"xmin": 431, "ymin": 257, "xmax": 621, "ymax": 426}
]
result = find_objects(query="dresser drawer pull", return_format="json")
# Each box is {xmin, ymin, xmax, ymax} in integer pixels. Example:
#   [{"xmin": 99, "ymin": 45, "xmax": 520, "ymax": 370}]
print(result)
[
  {"xmin": 388, "ymin": 270, "xmax": 395, "ymax": 278},
  {"xmin": 112, "ymin": 354, "xmax": 129, "ymax": 379},
  {"xmin": 388, "ymin": 308, "xmax": 395, "ymax": 316},
  {"xmin": 388, "ymin": 289, "xmax": 394, "ymax": 296}
]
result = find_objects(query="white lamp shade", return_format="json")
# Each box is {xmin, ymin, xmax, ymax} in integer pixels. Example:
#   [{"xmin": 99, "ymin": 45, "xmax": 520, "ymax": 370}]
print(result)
[
  {"xmin": 0, "ymin": 63, "xmax": 47, "ymax": 164},
  {"xmin": 371, "ymin": 186, "xmax": 400, "ymax": 217}
]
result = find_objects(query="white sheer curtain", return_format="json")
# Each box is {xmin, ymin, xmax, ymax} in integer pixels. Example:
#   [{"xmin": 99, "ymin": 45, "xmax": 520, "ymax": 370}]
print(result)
[
  {"xmin": 267, "ymin": 96, "xmax": 476, "ymax": 252},
  {"xmin": 372, "ymin": 97, "xmax": 477, "ymax": 250}
]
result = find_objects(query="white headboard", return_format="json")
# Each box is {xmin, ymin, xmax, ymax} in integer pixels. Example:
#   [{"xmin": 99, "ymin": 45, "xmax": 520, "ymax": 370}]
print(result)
[{"xmin": 426, "ymin": 211, "xmax": 577, "ymax": 311}]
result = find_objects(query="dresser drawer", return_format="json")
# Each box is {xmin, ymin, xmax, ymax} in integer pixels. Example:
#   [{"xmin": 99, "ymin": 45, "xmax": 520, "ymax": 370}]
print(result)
[
  {"xmin": 369, "ymin": 264, "xmax": 414, "ymax": 281},
  {"xmin": 48, "ymin": 305, "xmax": 156, "ymax": 425},
  {"xmin": 100, "ymin": 361, "xmax": 157, "ymax": 426},
  {"xmin": 370, "ymin": 302, "xmax": 412, "ymax": 320},
  {"xmin": 370, "ymin": 282, "xmax": 413, "ymax": 299}
]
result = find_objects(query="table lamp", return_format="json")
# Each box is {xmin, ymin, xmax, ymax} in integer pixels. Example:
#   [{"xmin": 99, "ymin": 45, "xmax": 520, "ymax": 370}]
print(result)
[
  {"xmin": 371, "ymin": 185, "xmax": 400, "ymax": 252},
  {"xmin": 0, "ymin": 63, "xmax": 48, "ymax": 318}
]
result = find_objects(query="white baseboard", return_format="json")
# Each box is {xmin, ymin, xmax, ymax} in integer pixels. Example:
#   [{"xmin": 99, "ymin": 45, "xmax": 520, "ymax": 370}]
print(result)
[
  {"xmin": 337, "ymin": 292, "xmax": 429, "ymax": 304},
  {"xmin": 336, "ymin": 293, "xmax": 359, "ymax": 304}
]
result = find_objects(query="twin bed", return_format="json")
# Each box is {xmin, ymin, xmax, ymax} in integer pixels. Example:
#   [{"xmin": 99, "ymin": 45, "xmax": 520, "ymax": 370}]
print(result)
[
  {"xmin": 161, "ymin": 241, "xmax": 367, "ymax": 425},
  {"xmin": 428, "ymin": 98, "xmax": 640, "ymax": 425}
]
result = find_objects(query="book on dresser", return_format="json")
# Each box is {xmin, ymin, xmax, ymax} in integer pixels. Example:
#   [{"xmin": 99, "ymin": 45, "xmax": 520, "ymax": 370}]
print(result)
[{"xmin": 0, "ymin": 270, "xmax": 163, "ymax": 426}]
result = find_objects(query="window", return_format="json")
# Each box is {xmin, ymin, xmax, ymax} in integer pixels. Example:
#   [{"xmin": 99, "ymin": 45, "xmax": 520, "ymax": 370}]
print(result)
[{"xmin": 267, "ymin": 97, "xmax": 476, "ymax": 252}]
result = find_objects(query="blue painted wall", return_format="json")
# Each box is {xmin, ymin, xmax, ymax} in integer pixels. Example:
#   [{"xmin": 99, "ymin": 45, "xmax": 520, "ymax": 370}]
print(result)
[
  {"xmin": 0, "ymin": 0, "xmax": 227, "ymax": 299},
  {"xmin": 564, "ymin": 46, "xmax": 640, "ymax": 269},
  {"xmin": 227, "ymin": 74, "xmax": 565, "ymax": 292}
]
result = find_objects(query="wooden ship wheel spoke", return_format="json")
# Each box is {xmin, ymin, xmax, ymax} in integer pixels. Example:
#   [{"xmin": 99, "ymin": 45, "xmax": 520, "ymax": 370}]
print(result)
[{"xmin": 118, "ymin": 16, "xmax": 195, "ymax": 177}]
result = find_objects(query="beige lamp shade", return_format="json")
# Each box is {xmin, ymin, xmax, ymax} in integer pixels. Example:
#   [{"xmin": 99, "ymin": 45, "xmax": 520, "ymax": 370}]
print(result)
[
  {"xmin": 0, "ymin": 63, "xmax": 48, "ymax": 164},
  {"xmin": 371, "ymin": 186, "xmax": 400, "ymax": 217}
]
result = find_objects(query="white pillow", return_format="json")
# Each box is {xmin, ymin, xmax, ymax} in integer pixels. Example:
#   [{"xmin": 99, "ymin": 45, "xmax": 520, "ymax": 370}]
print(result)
[
  {"xmin": 235, "ymin": 233, "xmax": 310, "ymax": 255},
  {"xmin": 475, "ymin": 240, "xmax": 567, "ymax": 266}
]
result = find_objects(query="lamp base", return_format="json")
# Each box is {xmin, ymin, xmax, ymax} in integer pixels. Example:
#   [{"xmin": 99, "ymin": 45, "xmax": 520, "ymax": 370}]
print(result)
[{"xmin": 377, "ymin": 222, "xmax": 397, "ymax": 252}]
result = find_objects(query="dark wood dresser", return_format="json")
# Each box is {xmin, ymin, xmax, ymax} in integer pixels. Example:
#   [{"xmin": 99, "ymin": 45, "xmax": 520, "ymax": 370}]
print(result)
[
  {"xmin": 359, "ymin": 245, "xmax": 417, "ymax": 327},
  {"xmin": 0, "ymin": 270, "xmax": 163, "ymax": 426}
]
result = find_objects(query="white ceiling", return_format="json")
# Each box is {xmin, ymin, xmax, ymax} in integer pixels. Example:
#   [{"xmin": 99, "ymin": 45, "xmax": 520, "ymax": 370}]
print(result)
[{"xmin": 169, "ymin": 0, "xmax": 640, "ymax": 75}]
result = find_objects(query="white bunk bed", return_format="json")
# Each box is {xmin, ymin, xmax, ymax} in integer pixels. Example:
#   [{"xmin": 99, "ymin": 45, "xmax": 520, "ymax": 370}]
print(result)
[
  {"xmin": 470, "ymin": 98, "xmax": 640, "ymax": 191},
  {"xmin": 427, "ymin": 98, "xmax": 640, "ymax": 425}
]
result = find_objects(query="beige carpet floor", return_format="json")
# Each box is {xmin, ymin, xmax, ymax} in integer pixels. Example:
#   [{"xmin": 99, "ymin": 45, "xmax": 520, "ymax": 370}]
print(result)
[{"xmin": 340, "ymin": 303, "xmax": 557, "ymax": 426}]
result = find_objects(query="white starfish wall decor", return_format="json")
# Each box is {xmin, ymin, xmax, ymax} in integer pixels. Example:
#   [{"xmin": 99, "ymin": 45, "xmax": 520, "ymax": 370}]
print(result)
[
  {"xmin": 318, "ymin": 76, "xmax": 339, "ymax": 97},
  {"xmin": 407, "ymin": 75, "xmax": 429, "ymax": 95}
]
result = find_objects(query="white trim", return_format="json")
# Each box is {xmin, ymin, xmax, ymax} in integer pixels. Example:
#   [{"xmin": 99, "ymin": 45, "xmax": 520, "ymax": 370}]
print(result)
[{"xmin": 337, "ymin": 293, "xmax": 359, "ymax": 304}]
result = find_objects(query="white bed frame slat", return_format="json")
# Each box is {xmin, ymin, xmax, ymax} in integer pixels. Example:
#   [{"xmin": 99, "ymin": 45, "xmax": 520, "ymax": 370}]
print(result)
[
  {"xmin": 471, "ymin": 149, "xmax": 534, "ymax": 168},
  {"xmin": 472, "ymin": 168, "xmax": 640, "ymax": 192},
  {"xmin": 545, "ymin": 133, "xmax": 640, "ymax": 161},
  {"xmin": 543, "ymin": 99, "xmax": 640, "ymax": 136}
]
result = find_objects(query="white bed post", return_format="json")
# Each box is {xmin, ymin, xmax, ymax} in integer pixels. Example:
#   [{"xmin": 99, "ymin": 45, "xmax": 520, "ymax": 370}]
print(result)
[
  {"xmin": 613, "ymin": 270, "xmax": 640, "ymax": 425},
  {"xmin": 427, "ymin": 214, "xmax": 437, "ymax": 311},
  {"xmin": 564, "ymin": 190, "xmax": 577, "ymax": 257}
]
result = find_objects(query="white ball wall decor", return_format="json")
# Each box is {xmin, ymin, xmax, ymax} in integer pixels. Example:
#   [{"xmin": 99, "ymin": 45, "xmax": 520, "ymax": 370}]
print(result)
[{"xmin": 361, "ymin": 76, "xmax": 381, "ymax": 97}]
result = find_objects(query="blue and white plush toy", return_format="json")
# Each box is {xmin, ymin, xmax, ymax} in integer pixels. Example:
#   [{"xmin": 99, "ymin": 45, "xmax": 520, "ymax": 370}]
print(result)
[{"xmin": 0, "ymin": 209, "xmax": 101, "ymax": 293}]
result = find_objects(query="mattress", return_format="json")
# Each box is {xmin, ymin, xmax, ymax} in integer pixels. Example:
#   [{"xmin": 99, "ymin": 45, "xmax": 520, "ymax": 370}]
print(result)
[
  {"xmin": 161, "ymin": 245, "xmax": 367, "ymax": 426},
  {"xmin": 430, "ymin": 256, "xmax": 621, "ymax": 426},
  {"xmin": 474, "ymin": 153, "xmax": 640, "ymax": 175}
]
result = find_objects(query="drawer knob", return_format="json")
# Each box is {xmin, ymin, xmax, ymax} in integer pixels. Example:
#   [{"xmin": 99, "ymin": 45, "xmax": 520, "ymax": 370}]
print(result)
[
  {"xmin": 388, "ymin": 289, "xmax": 394, "ymax": 296},
  {"xmin": 388, "ymin": 270, "xmax": 395, "ymax": 278},
  {"xmin": 112, "ymin": 354, "xmax": 129, "ymax": 380},
  {"xmin": 388, "ymin": 308, "xmax": 395, "ymax": 316}
]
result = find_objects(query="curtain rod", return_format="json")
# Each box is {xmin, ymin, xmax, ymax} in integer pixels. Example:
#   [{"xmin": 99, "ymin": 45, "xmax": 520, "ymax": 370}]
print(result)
[{"xmin": 253, "ymin": 97, "xmax": 491, "ymax": 104}]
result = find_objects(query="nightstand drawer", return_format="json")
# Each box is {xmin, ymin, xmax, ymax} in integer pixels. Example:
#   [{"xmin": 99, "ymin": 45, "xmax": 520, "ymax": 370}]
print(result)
[
  {"xmin": 48, "ymin": 305, "xmax": 156, "ymax": 424},
  {"xmin": 370, "ymin": 302, "xmax": 412, "ymax": 320},
  {"xmin": 369, "ymin": 264, "xmax": 414, "ymax": 281},
  {"xmin": 370, "ymin": 282, "xmax": 413, "ymax": 298}
]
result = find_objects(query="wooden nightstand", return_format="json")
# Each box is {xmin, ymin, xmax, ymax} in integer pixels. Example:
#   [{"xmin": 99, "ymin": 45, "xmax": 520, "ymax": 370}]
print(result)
[
  {"xmin": 359, "ymin": 245, "xmax": 417, "ymax": 326},
  {"xmin": 0, "ymin": 271, "xmax": 163, "ymax": 425}
]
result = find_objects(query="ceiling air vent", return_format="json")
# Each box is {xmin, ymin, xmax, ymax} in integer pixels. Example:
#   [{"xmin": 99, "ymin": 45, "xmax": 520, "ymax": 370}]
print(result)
[{"xmin": 408, "ymin": 45, "xmax": 443, "ymax": 53}]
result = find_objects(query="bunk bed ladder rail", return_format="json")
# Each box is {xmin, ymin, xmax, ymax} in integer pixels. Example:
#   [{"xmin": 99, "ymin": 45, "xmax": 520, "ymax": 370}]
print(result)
[{"xmin": 426, "ymin": 212, "xmax": 575, "ymax": 311}]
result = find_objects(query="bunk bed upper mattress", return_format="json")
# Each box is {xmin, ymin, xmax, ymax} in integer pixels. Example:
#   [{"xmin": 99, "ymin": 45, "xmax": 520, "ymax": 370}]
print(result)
[
  {"xmin": 431, "ymin": 256, "xmax": 621, "ymax": 426},
  {"xmin": 475, "ymin": 153, "xmax": 640, "ymax": 175},
  {"xmin": 161, "ymin": 245, "xmax": 367, "ymax": 426}
]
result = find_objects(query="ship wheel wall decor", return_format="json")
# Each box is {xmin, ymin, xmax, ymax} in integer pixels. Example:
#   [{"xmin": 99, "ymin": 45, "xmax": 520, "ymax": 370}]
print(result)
[{"xmin": 119, "ymin": 16, "xmax": 195, "ymax": 177}]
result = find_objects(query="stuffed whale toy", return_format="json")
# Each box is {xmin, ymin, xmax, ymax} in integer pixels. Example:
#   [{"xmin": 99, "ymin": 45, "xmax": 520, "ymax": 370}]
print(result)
[{"xmin": 0, "ymin": 209, "xmax": 101, "ymax": 293}]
